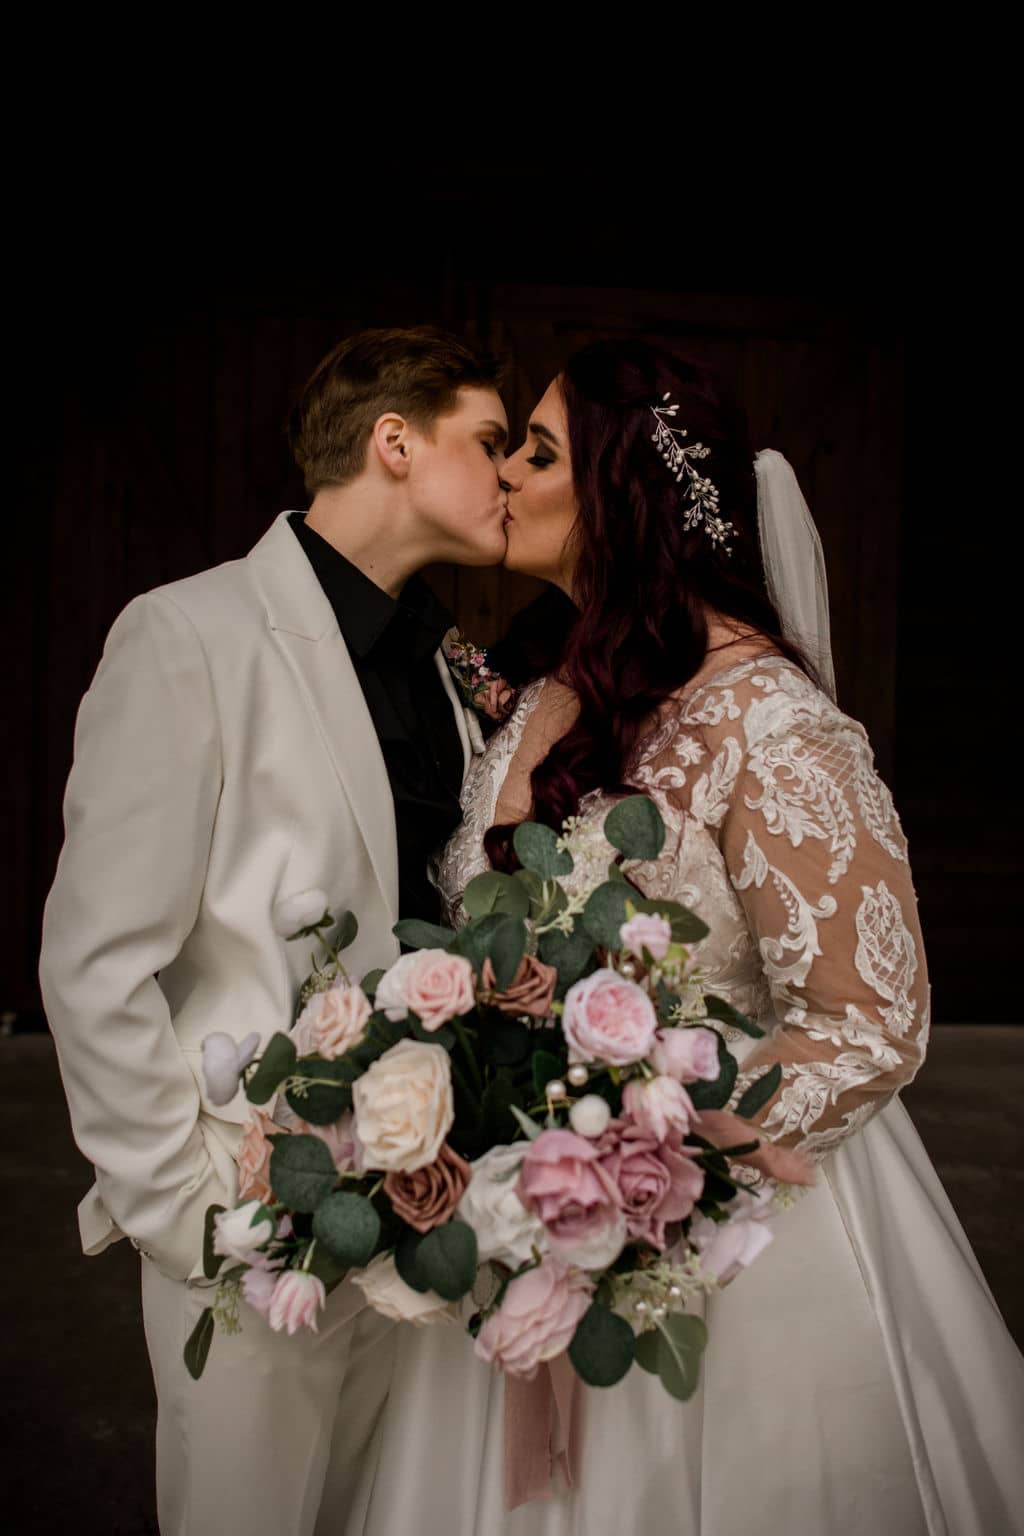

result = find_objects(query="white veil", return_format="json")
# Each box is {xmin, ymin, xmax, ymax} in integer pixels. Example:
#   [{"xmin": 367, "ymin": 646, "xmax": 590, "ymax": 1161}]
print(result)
[{"xmin": 754, "ymin": 449, "xmax": 837, "ymax": 701}]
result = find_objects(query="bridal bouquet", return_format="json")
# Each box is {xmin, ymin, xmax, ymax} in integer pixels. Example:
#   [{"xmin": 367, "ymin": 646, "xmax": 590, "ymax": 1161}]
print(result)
[{"xmin": 186, "ymin": 794, "xmax": 785, "ymax": 1403}]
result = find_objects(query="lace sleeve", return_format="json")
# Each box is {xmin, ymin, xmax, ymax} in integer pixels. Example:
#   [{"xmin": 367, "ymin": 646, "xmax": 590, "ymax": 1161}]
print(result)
[{"xmin": 709, "ymin": 672, "xmax": 931, "ymax": 1160}]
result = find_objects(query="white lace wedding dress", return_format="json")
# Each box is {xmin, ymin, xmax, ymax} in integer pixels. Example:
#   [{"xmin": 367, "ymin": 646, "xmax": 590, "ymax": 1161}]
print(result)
[{"xmin": 351, "ymin": 657, "xmax": 1024, "ymax": 1536}]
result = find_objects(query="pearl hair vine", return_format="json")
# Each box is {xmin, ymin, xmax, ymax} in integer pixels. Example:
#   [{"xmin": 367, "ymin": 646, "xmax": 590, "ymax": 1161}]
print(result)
[{"xmin": 649, "ymin": 392, "xmax": 736, "ymax": 552}]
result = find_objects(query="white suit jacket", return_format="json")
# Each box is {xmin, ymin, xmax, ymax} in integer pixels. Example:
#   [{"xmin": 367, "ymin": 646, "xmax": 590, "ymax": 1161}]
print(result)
[{"xmin": 39, "ymin": 512, "xmax": 481, "ymax": 1283}]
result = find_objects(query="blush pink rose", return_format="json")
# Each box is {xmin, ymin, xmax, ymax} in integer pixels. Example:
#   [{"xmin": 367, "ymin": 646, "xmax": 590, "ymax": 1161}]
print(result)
[
  {"xmin": 268, "ymin": 1270, "xmax": 326, "ymax": 1335},
  {"xmin": 562, "ymin": 968, "xmax": 659, "ymax": 1067},
  {"xmin": 650, "ymin": 1027, "xmax": 721, "ymax": 1083},
  {"xmin": 474, "ymin": 1260, "xmax": 593, "ymax": 1378},
  {"xmin": 622, "ymin": 1076, "xmax": 696, "ymax": 1141},
  {"xmin": 597, "ymin": 1121, "xmax": 705, "ymax": 1250},
  {"xmin": 619, "ymin": 913, "xmax": 672, "ymax": 963},
  {"xmin": 235, "ymin": 1109, "xmax": 276, "ymax": 1202},
  {"xmin": 516, "ymin": 1129, "xmax": 623, "ymax": 1253},
  {"xmin": 293, "ymin": 982, "xmax": 370, "ymax": 1060},
  {"xmin": 376, "ymin": 950, "xmax": 475, "ymax": 1032}
]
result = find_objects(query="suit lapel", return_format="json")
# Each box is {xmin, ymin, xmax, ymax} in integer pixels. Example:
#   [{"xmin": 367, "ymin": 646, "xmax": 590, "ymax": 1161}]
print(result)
[
  {"xmin": 434, "ymin": 651, "xmax": 484, "ymax": 781},
  {"xmin": 248, "ymin": 513, "xmax": 399, "ymax": 923}
]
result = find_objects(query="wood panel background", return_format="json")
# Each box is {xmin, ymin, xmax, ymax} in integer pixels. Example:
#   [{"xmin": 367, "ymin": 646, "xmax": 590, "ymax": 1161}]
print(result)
[{"xmin": 4, "ymin": 255, "xmax": 1011, "ymax": 1022}]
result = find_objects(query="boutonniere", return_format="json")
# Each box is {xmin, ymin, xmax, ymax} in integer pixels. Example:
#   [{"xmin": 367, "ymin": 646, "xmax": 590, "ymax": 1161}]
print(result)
[{"xmin": 442, "ymin": 628, "xmax": 517, "ymax": 722}]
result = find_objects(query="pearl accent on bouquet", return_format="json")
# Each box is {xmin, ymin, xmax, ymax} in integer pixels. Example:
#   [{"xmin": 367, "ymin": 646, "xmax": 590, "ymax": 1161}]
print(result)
[
  {"xmin": 567, "ymin": 1064, "xmax": 589, "ymax": 1087},
  {"xmin": 546, "ymin": 1079, "xmax": 567, "ymax": 1101}
]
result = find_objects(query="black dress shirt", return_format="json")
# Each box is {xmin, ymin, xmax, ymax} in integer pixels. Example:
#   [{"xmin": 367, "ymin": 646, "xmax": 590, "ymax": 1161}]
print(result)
[{"xmin": 289, "ymin": 514, "xmax": 463, "ymax": 927}]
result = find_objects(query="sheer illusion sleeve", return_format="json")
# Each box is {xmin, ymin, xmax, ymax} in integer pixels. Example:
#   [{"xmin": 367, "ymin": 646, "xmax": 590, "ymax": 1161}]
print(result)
[{"xmin": 682, "ymin": 666, "xmax": 930, "ymax": 1160}]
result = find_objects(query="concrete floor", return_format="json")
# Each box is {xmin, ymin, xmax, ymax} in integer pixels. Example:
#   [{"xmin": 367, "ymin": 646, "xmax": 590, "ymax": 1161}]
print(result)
[{"xmin": 2, "ymin": 1027, "xmax": 1022, "ymax": 1536}]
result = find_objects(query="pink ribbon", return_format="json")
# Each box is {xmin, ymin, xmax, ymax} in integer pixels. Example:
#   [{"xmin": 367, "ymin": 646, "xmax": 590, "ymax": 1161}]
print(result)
[{"xmin": 503, "ymin": 1352, "xmax": 581, "ymax": 1510}]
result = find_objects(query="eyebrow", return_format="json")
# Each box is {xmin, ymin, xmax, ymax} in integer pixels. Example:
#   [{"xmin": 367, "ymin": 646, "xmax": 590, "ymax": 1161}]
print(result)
[
  {"xmin": 479, "ymin": 419, "xmax": 509, "ymax": 447},
  {"xmin": 529, "ymin": 421, "xmax": 561, "ymax": 449}
]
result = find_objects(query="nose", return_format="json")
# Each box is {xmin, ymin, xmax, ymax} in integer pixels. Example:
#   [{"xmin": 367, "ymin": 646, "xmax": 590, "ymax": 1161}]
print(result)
[{"xmin": 499, "ymin": 465, "xmax": 523, "ymax": 494}]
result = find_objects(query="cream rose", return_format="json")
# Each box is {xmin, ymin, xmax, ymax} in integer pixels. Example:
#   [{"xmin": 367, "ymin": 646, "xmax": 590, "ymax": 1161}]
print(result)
[
  {"xmin": 375, "ymin": 949, "xmax": 475, "ymax": 1032},
  {"xmin": 350, "ymin": 1253, "xmax": 459, "ymax": 1327},
  {"xmin": 352, "ymin": 1039, "xmax": 454, "ymax": 1172}
]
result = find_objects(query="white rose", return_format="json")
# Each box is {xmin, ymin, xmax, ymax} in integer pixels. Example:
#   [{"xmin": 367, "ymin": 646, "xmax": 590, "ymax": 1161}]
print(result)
[
  {"xmin": 272, "ymin": 889, "xmax": 329, "ymax": 938},
  {"xmin": 213, "ymin": 1199, "xmax": 275, "ymax": 1264},
  {"xmin": 350, "ymin": 1253, "xmax": 458, "ymax": 1327},
  {"xmin": 201, "ymin": 1030, "xmax": 260, "ymax": 1106},
  {"xmin": 548, "ymin": 1210, "xmax": 628, "ymax": 1271},
  {"xmin": 373, "ymin": 952, "xmax": 423, "ymax": 1021},
  {"xmin": 352, "ymin": 1039, "xmax": 454, "ymax": 1173},
  {"xmin": 569, "ymin": 1094, "xmax": 613, "ymax": 1139},
  {"xmin": 457, "ymin": 1145, "xmax": 547, "ymax": 1267}
]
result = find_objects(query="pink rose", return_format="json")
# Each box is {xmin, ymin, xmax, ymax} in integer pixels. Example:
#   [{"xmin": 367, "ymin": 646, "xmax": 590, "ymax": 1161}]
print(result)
[
  {"xmin": 268, "ymin": 1270, "xmax": 326, "ymax": 1336},
  {"xmin": 619, "ymin": 913, "xmax": 672, "ymax": 963},
  {"xmin": 272, "ymin": 1098, "xmax": 359, "ymax": 1175},
  {"xmin": 241, "ymin": 1265, "xmax": 278, "ymax": 1317},
  {"xmin": 597, "ymin": 1121, "xmax": 705, "ymax": 1250},
  {"xmin": 622, "ymin": 1076, "xmax": 695, "ymax": 1141},
  {"xmin": 474, "ymin": 1260, "xmax": 593, "ymax": 1378},
  {"xmin": 293, "ymin": 982, "xmax": 370, "ymax": 1060},
  {"xmin": 650, "ymin": 1027, "xmax": 721, "ymax": 1083},
  {"xmin": 376, "ymin": 950, "xmax": 475, "ymax": 1032},
  {"xmin": 235, "ymin": 1109, "xmax": 276, "ymax": 1202},
  {"xmin": 562, "ymin": 968, "xmax": 659, "ymax": 1067},
  {"xmin": 686, "ymin": 1186, "xmax": 775, "ymax": 1284},
  {"xmin": 517, "ymin": 1129, "xmax": 623, "ymax": 1254}
]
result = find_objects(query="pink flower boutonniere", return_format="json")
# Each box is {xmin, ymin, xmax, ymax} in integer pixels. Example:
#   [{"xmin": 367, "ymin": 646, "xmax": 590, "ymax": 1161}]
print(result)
[{"xmin": 442, "ymin": 628, "xmax": 517, "ymax": 723}]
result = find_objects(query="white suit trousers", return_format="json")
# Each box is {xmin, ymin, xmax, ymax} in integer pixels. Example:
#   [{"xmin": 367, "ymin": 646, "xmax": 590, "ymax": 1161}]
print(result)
[{"xmin": 140, "ymin": 1258, "xmax": 397, "ymax": 1536}]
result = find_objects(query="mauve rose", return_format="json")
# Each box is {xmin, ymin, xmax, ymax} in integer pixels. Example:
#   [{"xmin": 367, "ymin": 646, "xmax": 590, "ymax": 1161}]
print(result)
[
  {"xmin": 619, "ymin": 912, "xmax": 672, "ymax": 963},
  {"xmin": 622, "ymin": 1076, "xmax": 696, "ymax": 1141},
  {"xmin": 650, "ymin": 1027, "xmax": 721, "ymax": 1083},
  {"xmin": 268, "ymin": 1270, "xmax": 326, "ymax": 1335},
  {"xmin": 597, "ymin": 1121, "xmax": 705, "ymax": 1250},
  {"xmin": 293, "ymin": 982, "xmax": 371, "ymax": 1060},
  {"xmin": 517, "ymin": 1129, "xmax": 623, "ymax": 1253},
  {"xmin": 687, "ymin": 1186, "xmax": 775, "ymax": 1284},
  {"xmin": 474, "ymin": 1259, "xmax": 593, "ymax": 1378},
  {"xmin": 384, "ymin": 1142, "xmax": 472, "ymax": 1233},
  {"xmin": 235, "ymin": 1110, "xmax": 276, "ymax": 1202},
  {"xmin": 353, "ymin": 1039, "xmax": 454, "ymax": 1172},
  {"xmin": 481, "ymin": 954, "xmax": 558, "ymax": 1018},
  {"xmin": 241, "ymin": 1265, "xmax": 278, "ymax": 1318},
  {"xmin": 562, "ymin": 968, "xmax": 659, "ymax": 1067}
]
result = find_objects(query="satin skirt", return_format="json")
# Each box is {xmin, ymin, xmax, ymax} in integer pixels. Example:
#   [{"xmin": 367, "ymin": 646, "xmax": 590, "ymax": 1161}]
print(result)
[{"xmin": 346, "ymin": 1099, "xmax": 1024, "ymax": 1536}]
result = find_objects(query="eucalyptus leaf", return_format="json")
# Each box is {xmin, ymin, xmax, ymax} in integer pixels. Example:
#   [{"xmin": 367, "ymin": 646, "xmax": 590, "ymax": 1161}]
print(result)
[
  {"xmin": 634, "ymin": 1327, "xmax": 661, "ymax": 1374},
  {"xmin": 416, "ymin": 1220, "xmax": 478, "ymax": 1301},
  {"xmin": 486, "ymin": 915, "xmax": 527, "ymax": 991},
  {"xmin": 305, "ymin": 1242, "xmax": 349, "ymax": 1294},
  {"xmin": 654, "ymin": 1313, "xmax": 708, "ymax": 1402},
  {"xmin": 334, "ymin": 910, "xmax": 358, "ymax": 951},
  {"xmin": 312, "ymin": 1192, "xmax": 381, "ymax": 1267},
  {"xmin": 202, "ymin": 1203, "xmax": 226, "ymax": 1280},
  {"xmin": 735, "ymin": 1063, "xmax": 782, "ymax": 1119},
  {"xmin": 268, "ymin": 1133, "xmax": 339, "ymax": 1213},
  {"xmin": 531, "ymin": 1048, "xmax": 565, "ymax": 1098},
  {"xmin": 582, "ymin": 882, "xmax": 633, "ymax": 950},
  {"xmin": 361, "ymin": 967, "xmax": 385, "ymax": 1000},
  {"xmin": 487, "ymin": 1017, "xmax": 532, "ymax": 1067},
  {"xmin": 481, "ymin": 1069, "xmax": 524, "ymax": 1142},
  {"xmin": 393, "ymin": 919, "xmax": 456, "ymax": 951},
  {"xmin": 246, "ymin": 1032, "xmax": 297, "ymax": 1105},
  {"xmin": 604, "ymin": 795, "xmax": 666, "ymax": 861},
  {"xmin": 456, "ymin": 913, "xmax": 519, "ymax": 978},
  {"xmin": 395, "ymin": 1226, "xmax": 431, "ymax": 1293},
  {"xmin": 284, "ymin": 1056, "xmax": 357, "ymax": 1125},
  {"xmin": 513, "ymin": 822, "xmax": 573, "ymax": 879},
  {"xmin": 463, "ymin": 871, "xmax": 531, "ymax": 920},
  {"xmin": 688, "ymin": 1031, "xmax": 738, "ymax": 1111},
  {"xmin": 568, "ymin": 1303, "xmax": 636, "ymax": 1386},
  {"xmin": 702, "ymin": 994, "xmax": 765, "ymax": 1038},
  {"xmin": 184, "ymin": 1306, "xmax": 216, "ymax": 1380},
  {"xmin": 538, "ymin": 923, "xmax": 595, "ymax": 992}
]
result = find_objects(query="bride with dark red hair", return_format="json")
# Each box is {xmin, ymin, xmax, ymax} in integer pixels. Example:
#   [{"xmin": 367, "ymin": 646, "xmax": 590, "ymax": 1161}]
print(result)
[{"xmin": 353, "ymin": 340, "xmax": 1024, "ymax": 1536}]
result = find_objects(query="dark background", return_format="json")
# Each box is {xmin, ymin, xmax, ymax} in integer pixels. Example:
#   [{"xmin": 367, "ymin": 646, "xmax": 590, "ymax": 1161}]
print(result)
[{"xmin": 4, "ymin": 181, "xmax": 1014, "ymax": 1027}]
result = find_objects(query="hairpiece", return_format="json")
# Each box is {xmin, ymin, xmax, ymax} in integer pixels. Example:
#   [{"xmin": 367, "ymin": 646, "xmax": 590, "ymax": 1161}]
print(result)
[{"xmin": 649, "ymin": 393, "xmax": 736, "ymax": 551}]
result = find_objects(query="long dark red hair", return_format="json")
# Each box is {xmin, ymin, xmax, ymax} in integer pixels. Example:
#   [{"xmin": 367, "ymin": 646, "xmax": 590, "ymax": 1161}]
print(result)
[{"xmin": 486, "ymin": 338, "xmax": 814, "ymax": 869}]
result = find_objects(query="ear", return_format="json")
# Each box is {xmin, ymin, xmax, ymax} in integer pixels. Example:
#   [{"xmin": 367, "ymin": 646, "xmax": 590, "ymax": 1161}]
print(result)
[{"xmin": 370, "ymin": 412, "xmax": 412, "ymax": 480}]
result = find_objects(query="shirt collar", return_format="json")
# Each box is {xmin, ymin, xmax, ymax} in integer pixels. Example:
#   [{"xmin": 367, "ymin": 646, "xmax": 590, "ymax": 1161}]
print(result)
[{"xmin": 288, "ymin": 513, "xmax": 452, "ymax": 661}]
